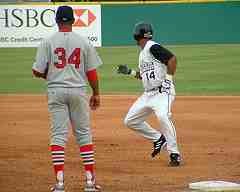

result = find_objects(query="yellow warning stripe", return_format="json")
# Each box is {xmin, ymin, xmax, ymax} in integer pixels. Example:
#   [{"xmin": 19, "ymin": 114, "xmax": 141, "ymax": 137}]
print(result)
[
  {"xmin": 101, "ymin": 0, "xmax": 227, "ymax": 5},
  {"xmin": 0, "ymin": 0, "xmax": 238, "ymax": 6}
]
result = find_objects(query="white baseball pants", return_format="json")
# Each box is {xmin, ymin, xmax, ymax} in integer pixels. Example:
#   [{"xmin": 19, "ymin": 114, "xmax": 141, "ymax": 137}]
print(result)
[{"xmin": 124, "ymin": 92, "xmax": 180, "ymax": 154}]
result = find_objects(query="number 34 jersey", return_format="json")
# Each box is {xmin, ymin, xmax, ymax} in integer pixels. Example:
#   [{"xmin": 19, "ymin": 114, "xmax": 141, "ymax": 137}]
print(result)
[
  {"xmin": 139, "ymin": 40, "xmax": 170, "ymax": 92},
  {"xmin": 32, "ymin": 31, "xmax": 102, "ymax": 88}
]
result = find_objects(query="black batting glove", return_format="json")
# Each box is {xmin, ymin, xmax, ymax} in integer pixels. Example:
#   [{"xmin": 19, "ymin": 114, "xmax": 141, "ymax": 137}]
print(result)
[{"xmin": 117, "ymin": 64, "xmax": 131, "ymax": 75}]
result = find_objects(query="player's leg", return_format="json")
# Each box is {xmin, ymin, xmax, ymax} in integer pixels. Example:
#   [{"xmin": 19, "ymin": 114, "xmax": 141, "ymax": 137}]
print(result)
[
  {"xmin": 124, "ymin": 94, "xmax": 166, "ymax": 157},
  {"xmin": 48, "ymin": 88, "xmax": 70, "ymax": 191},
  {"xmin": 124, "ymin": 94, "xmax": 164, "ymax": 140},
  {"xmin": 68, "ymin": 89, "xmax": 100, "ymax": 192},
  {"xmin": 151, "ymin": 93, "xmax": 181, "ymax": 166}
]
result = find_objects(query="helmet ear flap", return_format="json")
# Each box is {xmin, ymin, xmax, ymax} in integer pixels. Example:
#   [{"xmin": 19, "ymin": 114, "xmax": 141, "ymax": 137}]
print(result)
[{"xmin": 133, "ymin": 34, "xmax": 140, "ymax": 41}]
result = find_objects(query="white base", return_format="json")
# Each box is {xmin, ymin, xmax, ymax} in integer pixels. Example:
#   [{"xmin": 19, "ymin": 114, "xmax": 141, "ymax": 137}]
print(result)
[{"xmin": 189, "ymin": 181, "xmax": 240, "ymax": 191}]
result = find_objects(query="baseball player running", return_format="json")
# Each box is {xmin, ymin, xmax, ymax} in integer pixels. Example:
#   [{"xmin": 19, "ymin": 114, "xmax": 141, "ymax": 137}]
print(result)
[
  {"xmin": 117, "ymin": 22, "xmax": 181, "ymax": 166},
  {"xmin": 32, "ymin": 6, "xmax": 102, "ymax": 192}
]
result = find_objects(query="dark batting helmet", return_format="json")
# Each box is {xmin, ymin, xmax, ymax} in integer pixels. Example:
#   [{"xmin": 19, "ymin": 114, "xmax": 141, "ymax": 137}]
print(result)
[
  {"xmin": 56, "ymin": 6, "xmax": 75, "ymax": 24},
  {"xmin": 133, "ymin": 22, "xmax": 153, "ymax": 41}
]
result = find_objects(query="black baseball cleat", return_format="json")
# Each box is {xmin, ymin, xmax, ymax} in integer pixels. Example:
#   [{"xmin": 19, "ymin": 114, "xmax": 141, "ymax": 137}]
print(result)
[
  {"xmin": 151, "ymin": 135, "xmax": 167, "ymax": 158},
  {"xmin": 169, "ymin": 153, "xmax": 181, "ymax": 167}
]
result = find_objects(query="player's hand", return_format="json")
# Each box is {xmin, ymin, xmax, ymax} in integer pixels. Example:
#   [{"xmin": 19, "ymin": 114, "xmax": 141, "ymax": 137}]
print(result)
[
  {"xmin": 90, "ymin": 95, "xmax": 100, "ymax": 110},
  {"xmin": 160, "ymin": 79, "xmax": 171, "ymax": 94},
  {"xmin": 117, "ymin": 64, "xmax": 131, "ymax": 75}
]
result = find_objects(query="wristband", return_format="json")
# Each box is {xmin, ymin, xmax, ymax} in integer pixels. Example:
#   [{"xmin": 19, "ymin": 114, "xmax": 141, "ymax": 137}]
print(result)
[
  {"xmin": 165, "ymin": 74, "xmax": 173, "ymax": 81},
  {"xmin": 130, "ymin": 70, "xmax": 137, "ymax": 77}
]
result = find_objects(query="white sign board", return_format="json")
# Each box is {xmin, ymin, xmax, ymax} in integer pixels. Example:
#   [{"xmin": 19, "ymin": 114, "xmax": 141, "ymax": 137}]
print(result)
[{"xmin": 0, "ymin": 4, "xmax": 101, "ymax": 47}]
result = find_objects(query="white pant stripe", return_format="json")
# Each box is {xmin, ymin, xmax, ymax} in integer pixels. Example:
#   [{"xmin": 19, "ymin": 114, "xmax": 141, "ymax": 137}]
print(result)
[
  {"xmin": 168, "ymin": 117, "xmax": 176, "ymax": 138},
  {"xmin": 52, "ymin": 158, "xmax": 65, "ymax": 161},
  {"xmin": 53, "ymin": 162, "xmax": 64, "ymax": 165},
  {"xmin": 170, "ymin": 118, "xmax": 177, "ymax": 138},
  {"xmin": 167, "ymin": 95, "xmax": 176, "ymax": 138},
  {"xmin": 52, "ymin": 155, "xmax": 65, "ymax": 158},
  {"xmin": 80, "ymin": 151, "xmax": 93, "ymax": 155},
  {"xmin": 81, "ymin": 154, "xmax": 94, "ymax": 158},
  {"xmin": 83, "ymin": 162, "xmax": 95, "ymax": 165},
  {"xmin": 83, "ymin": 157, "xmax": 94, "ymax": 161}
]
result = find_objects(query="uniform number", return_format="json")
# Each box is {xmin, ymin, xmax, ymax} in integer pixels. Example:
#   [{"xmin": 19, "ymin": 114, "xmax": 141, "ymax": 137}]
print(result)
[
  {"xmin": 146, "ymin": 71, "xmax": 156, "ymax": 80},
  {"xmin": 54, "ymin": 48, "xmax": 80, "ymax": 69}
]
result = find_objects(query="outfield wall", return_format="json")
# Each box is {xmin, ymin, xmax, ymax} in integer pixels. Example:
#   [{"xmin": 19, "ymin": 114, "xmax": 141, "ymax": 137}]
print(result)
[
  {"xmin": 102, "ymin": 1, "xmax": 240, "ymax": 46},
  {"xmin": 0, "ymin": 1, "xmax": 239, "ymax": 47}
]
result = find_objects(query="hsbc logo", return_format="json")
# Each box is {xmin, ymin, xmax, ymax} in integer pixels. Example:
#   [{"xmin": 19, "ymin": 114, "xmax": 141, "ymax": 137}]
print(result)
[
  {"xmin": 73, "ymin": 9, "xmax": 96, "ymax": 27},
  {"xmin": 0, "ymin": 8, "xmax": 97, "ymax": 28},
  {"xmin": 0, "ymin": 5, "xmax": 101, "ymax": 47}
]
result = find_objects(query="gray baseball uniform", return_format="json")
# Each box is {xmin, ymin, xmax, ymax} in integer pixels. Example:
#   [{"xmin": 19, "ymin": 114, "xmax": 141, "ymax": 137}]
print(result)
[{"xmin": 32, "ymin": 31, "xmax": 102, "ymax": 147}]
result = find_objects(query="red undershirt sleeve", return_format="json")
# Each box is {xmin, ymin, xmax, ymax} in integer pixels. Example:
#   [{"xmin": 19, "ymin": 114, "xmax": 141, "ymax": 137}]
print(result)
[{"xmin": 86, "ymin": 69, "xmax": 98, "ymax": 81}]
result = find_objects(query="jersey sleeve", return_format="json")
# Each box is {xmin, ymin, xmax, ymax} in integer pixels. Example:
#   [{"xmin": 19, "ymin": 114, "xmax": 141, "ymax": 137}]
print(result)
[
  {"xmin": 32, "ymin": 40, "xmax": 49, "ymax": 73},
  {"xmin": 150, "ymin": 44, "xmax": 174, "ymax": 65},
  {"xmin": 85, "ymin": 43, "xmax": 103, "ymax": 71}
]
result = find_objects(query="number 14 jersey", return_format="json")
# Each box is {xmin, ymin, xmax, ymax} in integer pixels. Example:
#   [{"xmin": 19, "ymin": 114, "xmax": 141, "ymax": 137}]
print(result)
[{"xmin": 139, "ymin": 40, "xmax": 169, "ymax": 92}]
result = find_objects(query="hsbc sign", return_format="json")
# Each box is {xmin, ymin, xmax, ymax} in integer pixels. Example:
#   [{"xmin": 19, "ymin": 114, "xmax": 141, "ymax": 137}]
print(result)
[
  {"xmin": 0, "ymin": 8, "xmax": 55, "ymax": 28},
  {"xmin": 73, "ymin": 9, "xmax": 96, "ymax": 27},
  {"xmin": 0, "ymin": 5, "xmax": 101, "ymax": 47},
  {"xmin": 0, "ymin": 8, "xmax": 96, "ymax": 28}
]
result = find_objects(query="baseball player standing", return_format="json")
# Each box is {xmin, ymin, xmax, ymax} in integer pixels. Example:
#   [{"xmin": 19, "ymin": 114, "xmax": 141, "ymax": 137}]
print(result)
[
  {"xmin": 117, "ymin": 22, "xmax": 181, "ymax": 166},
  {"xmin": 32, "ymin": 6, "xmax": 102, "ymax": 192}
]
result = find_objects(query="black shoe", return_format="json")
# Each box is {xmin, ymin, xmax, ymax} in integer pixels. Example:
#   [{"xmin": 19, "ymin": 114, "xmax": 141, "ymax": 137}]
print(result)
[
  {"xmin": 151, "ymin": 135, "xmax": 167, "ymax": 158},
  {"xmin": 169, "ymin": 153, "xmax": 181, "ymax": 167}
]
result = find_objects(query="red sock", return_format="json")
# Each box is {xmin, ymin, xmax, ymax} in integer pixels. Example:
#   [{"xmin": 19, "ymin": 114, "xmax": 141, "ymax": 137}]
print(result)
[
  {"xmin": 50, "ymin": 145, "xmax": 64, "ymax": 182},
  {"xmin": 80, "ymin": 144, "xmax": 95, "ymax": 176}
]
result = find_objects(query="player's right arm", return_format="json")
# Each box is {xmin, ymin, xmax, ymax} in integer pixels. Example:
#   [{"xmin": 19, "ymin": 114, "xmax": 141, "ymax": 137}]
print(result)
[
  {"xmin": 135, "ymin": 71, "xmax": 142, "ymax": 79},
  {"xmin": 32, "ymin": 40, "xmax": 49, "ymax": 80},
  {"xmin": 32, "ymin": 68, "xmax": 48, "ymax": 79}
]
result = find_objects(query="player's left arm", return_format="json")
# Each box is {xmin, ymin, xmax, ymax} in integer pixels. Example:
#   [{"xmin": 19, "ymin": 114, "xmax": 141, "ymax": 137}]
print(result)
[
  {"xmin": 85, "ymin": 42, "xmax": 103, "ymax": 110},
  {"xmin": 87, "ymin": 69, "xmax": 100, "ymax": 110},
  {"xmin": 150, "ymin": 44, "xmax": 176, "ymax": 79},
  {"xmin": 150, "ymin": 44, "xmax": 177, "ymax": 93},
  {"xmin": 166, "ymin": 55, "xmax": 177, "ymax": 77}
]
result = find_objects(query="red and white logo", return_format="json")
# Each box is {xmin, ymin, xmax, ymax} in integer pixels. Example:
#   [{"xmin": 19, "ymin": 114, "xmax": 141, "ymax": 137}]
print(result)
[{"xmin": 73, "ymin": 9, "xmax": 96, "ymax": 27}]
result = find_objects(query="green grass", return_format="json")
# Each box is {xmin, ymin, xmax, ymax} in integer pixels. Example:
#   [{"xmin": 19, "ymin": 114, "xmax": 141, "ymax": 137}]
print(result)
[{"xmin": 0, "ymin": 44, "xmax": 240, "ymax": 95}]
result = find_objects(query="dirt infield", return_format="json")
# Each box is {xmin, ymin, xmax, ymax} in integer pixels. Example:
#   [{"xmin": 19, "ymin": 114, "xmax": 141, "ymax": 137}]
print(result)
[{"xmin": 0, "ymin": 95, "xmax": 239, "ymax": 192}]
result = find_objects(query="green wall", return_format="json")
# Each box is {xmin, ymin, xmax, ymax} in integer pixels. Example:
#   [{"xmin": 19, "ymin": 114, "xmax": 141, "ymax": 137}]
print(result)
[{"xmin": 102, "ymin": 2, "xmax": 240, "ymax": 46}]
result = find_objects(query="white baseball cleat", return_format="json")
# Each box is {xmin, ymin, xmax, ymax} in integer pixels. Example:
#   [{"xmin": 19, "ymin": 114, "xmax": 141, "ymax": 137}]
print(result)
[
  {"xmin": 51, "ymin": 183, "xmax": 64, "ymax": 192},
  {"xmin": 84, "ymin": 180, "xmax": 101, "ymax": 192},
  {"xmin": 84, "ymin": 171, "xmax": 101, "ymax": 192}
]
